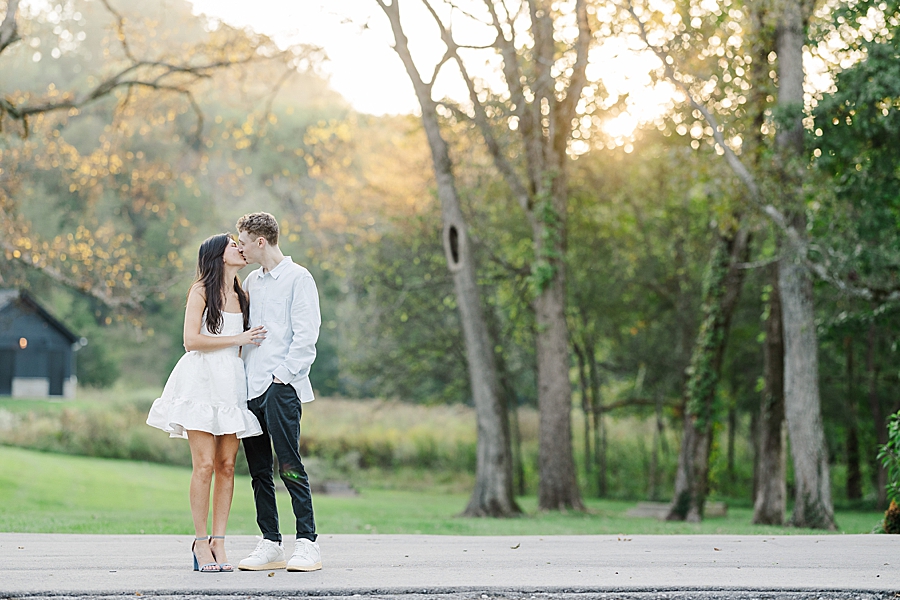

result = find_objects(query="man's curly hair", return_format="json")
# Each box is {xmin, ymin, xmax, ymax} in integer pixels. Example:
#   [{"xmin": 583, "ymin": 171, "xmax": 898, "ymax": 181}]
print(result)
[{"xmin": 236, "ymin": 212, "xmax": 279, "ymax": 246}]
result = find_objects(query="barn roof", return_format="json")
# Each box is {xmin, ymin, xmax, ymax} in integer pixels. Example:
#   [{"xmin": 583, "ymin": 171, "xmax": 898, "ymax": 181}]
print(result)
[{"xmin": 0, "ymin": 289, "xmax": 80, "ymax": 344}]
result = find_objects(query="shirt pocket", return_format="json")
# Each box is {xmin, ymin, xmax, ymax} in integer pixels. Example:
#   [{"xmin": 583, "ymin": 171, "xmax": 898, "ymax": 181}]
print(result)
[{"xmin": 265, "ymin": 299, "xmax": 287, "ymax": 324}]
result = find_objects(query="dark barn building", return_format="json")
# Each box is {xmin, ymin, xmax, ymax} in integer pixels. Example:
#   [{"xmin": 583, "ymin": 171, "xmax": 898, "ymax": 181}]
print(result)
[{"xmin": 0, "ymin": 289, "xmax": 80, "ymax": 398}]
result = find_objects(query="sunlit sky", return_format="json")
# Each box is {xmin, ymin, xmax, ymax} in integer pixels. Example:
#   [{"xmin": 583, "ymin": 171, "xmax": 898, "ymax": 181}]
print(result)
[
  {"xmin": 187, "ymin": 0, "xmax": 455, "ymax": 116},
  {"xmin": 185, "ymin": 0, "xmax": 667, "ymax": 140}
]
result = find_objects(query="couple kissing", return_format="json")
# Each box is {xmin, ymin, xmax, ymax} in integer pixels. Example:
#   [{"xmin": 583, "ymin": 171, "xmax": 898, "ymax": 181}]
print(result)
[{"xmin": 146, "ymin": 211, "xmax": 321, "ymax": 573}]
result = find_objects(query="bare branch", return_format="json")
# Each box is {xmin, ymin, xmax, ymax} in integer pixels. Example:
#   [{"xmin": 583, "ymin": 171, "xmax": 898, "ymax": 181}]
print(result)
[
  {"xmin": 1, "ymin": 53, "xmax": 265, "ymax": 134},
  {"xmin": 556, "ymin": 0, "xmax": 591, "ymax": 124},
  {"xmin": 736, "ymin": 255, "xmax": 783, "ymax": 270},
  {"xmin": 0, "ymin": 0, "xmax": 20, "ymax": 55},
  {"xmin": 261, "ymin": 67, "xmax": 296, "ymax": 128},
  {"xmin": 427, "ymin": 48, "xmax": 454, "ymax": 87},
  {"xmin": 445, "ymin": 0, "xmax": 491, "ymax": 26},
  {"xmin": 596, "ymin": 396, "xmax": 676, "ymax": 414},
  {"xmin": 376, "ymin": 0, "xmax": 434, "ymax": 98},
  {"xmin": 0, "ymin": 239, "xmax": 142, "ymax": 311},
  {"xmin": 482, "ymin": 1, "xmax": 527, "ymax": 123},
  {"xmin": 480, "ymin": 0, "xmax": 545, "ymax": 192},
  {"xmin": 98, "ymin": 0, "xmax": 137, "ymax": 63},
  {"xmin": 421, "ymin": 0, "xmax": 532, "ymax": 214}
]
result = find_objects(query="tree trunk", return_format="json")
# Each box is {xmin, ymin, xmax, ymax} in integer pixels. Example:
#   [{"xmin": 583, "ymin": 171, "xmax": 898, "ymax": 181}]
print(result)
[
  {"xmin": 533, "ymin": 95, "xmax": 583, "ymax": 508},
  {"xmin": 493, "ymin": 307, "xmax": 526, "ymax": 497},
  {"xmin": 508, "ymin": 396, "xmax": 526, "ymax": 497},
  {"xmin": 774, "ymin": 0, "xmax": 836, "ymax": 530},
  {"xmin": 845, "ymin": 335, "xmax": 862, "ymax": 501},
  {"xmin": 535, "ymin": 250, "xmax": 583, "ymax": 510},
  {"xmin": 778, "ymin": 253, "xmax": 834, "ymax": 529},
  {"xmin": 587, "ymin": 344, "xmax": 606, "ymax": 498},
  {"xmin": 726, "ymin": 404, "xmax": 737, "ymax": 485},
  {"xmin": 377, "ymin": 0, "xmax": 519, "ymax": 517},
  {"xmin": 573, "ymin": 340, "xmax": 593, "ymax": 487},
  {"xmin": 668, "ymin": 409, "xmax": 711, "ymax": 522},
  {"xmin": 667, "ymin": 228, "xmax": 750, "ymax": 521},
  {"xmin": 866, "ymin": 321, "xmax": 888, "ymax": 510},
  {"xmin": 753, "ymin": 264, "xmax": 786, "ymax": 525},
  {"xmin": 649, "ymin": 394, "xmax": 664, "ymax": 501}
]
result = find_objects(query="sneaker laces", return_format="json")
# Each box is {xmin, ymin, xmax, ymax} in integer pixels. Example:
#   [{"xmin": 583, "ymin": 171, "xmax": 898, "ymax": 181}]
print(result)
[
  {"xmin": 248, "ymin": 538, "xmax": 276, "ymax": 559},
  {"xmin": 293, "ymin": 540, "xmax": 315, "ymax": 559}
]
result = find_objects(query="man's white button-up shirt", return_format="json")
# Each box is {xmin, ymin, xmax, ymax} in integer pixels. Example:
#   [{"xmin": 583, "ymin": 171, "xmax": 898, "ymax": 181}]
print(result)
[{"xmin": 242, "ymin": 257, "xmax": 321, "ymax": 402}]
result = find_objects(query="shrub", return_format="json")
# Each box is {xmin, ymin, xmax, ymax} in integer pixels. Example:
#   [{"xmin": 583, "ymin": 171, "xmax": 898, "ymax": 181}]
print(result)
[
  {"xmin": 884, "ymin": 500, "xmax": 900, "ymax": 534},
  {"xmin": 877, "ymin": 410, "xmax": 900, "ymax": 502}
]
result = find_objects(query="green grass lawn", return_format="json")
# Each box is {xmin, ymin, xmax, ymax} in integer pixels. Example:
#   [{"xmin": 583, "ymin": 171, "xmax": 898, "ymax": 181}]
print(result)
[{"xmin": 0, "ymin": 445, "xmax": 885, "ymax": 536}]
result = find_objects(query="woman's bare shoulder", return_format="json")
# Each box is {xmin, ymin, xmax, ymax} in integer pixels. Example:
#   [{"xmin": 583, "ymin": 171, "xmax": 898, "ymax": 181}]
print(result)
[{"xmin": 188, "ymin": 282, "xmax": 207, "ymax": 301}]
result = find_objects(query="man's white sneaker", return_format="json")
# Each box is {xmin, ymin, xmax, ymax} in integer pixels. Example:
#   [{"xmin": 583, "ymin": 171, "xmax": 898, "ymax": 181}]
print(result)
[
  {"xmin": 286, "ymin": 538, "xmax": 322, "ymax": 572},
  {"xmin": 237, "ymin": 538, "xmax": 286, "ymax": 571}
]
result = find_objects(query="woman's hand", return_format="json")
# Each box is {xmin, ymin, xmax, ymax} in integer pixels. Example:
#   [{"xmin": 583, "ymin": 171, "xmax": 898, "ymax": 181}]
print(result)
[{"xmin": 237, "ymin": 325, "xmax": 267, "ymax": 347}]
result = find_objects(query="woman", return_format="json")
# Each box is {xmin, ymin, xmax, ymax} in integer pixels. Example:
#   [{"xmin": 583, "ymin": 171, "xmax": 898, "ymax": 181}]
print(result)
[{"xmin": 147, "ymin": 233, "xmax": 266, "ymax": 573}]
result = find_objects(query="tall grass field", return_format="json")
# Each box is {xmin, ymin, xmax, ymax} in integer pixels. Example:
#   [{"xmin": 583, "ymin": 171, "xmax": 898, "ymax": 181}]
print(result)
[
  {"xmin": 0, "ymin": 389, "xmax": 888, "ymax": 535},
  {"xmin": 0, "ymin": 389, "xmax": 685, "ymax": 499}
]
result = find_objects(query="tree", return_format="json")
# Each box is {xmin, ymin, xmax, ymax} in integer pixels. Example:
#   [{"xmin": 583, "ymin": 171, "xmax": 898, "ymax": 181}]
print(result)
[
  {"xmin": 753, "ymin": 265, "xmax": 786, "ymax": 524},
  {"xmin": 813, "ymin": 26, "xmax": 900, "ymax": 510},
  {"xmin": 667, "ymin": 225, "xmax": 749, "ymax": 521},
  {"xmin": 625, "ymin": 0, "xmax": 837, "ymax": 528},
  {"xmin": 375, "ymin": 0, "xmax": 520, "ymax": 517},
  {"xmin": 374, "ymin": 0, "xmax": 592, "ymax": 511},
  {"xmin": 0, "ymin": 0, "xmax": 304, "ymax": 310}
]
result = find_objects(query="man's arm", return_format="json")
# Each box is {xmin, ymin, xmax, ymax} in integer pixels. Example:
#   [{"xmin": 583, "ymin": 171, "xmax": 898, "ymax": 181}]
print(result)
[{"xmin": 272, "ymin": 271, "xmax": 321, "ymax": 384}]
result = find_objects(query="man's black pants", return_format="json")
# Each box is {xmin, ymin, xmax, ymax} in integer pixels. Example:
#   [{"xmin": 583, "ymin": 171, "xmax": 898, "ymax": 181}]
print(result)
[{"xmin": 243, "ymin": 381, "xmax": 316, "ymax": 542}]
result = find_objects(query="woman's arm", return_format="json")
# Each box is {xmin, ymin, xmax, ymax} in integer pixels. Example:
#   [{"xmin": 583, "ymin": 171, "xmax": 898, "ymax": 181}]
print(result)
[{"xmin": 183, "ymin": 284, "xmax": 266, "ymax": 352}]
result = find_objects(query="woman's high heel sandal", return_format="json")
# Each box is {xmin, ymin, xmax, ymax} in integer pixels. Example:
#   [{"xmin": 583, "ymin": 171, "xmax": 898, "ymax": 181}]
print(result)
[
  {"xmin": 192, "ymin": 536, "xmax": 220, "ymax": 573},
  {"xmin": 209, "ymin": 535, "xmax": 234, "ymax": 572}
]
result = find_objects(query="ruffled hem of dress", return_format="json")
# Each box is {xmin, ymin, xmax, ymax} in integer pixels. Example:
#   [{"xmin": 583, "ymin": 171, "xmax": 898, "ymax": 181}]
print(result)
[{"xmin": 146, "ymin": 397, "xmax": 262, "ymax": 440}]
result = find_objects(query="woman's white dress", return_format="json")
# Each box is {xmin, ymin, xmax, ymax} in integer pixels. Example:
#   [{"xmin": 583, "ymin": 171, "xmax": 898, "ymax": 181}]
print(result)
[{"xmin": 147, "ymin": 311, "xmax": 262, "ymax": 439}]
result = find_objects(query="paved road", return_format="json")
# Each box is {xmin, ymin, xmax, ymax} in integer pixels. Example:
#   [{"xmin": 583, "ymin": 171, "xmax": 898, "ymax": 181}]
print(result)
[{"xmin": 0, "ymin": 533, "xmax": 897, "ymax": 598}]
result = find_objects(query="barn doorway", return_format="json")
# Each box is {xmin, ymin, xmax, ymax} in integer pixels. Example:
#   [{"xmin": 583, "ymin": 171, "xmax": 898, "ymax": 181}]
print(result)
[
  {"xmin": 0, "ymin": 349, "xmax": 13, "ymax": 395},
  {"xmin": 48, "ymin": 350, "xmax": 65, "ymax": 396}
]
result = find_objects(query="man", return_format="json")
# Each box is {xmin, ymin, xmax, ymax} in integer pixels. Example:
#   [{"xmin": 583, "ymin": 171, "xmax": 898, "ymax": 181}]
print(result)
[{"xmin": 235, "ymin": 212, "xmax": 322, "ymax": 572}]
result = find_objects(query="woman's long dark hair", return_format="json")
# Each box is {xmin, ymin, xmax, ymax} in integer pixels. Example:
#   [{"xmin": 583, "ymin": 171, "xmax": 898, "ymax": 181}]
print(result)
[{"xmin": 195, "ymin": 233, "xmax": 250, "ymax": 334}]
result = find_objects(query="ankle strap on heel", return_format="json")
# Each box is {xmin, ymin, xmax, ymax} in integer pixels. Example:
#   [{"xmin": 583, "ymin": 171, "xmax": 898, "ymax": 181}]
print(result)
[{"xmin": 210, "ymin": 535, "xmax": 225, "ymax": 539}]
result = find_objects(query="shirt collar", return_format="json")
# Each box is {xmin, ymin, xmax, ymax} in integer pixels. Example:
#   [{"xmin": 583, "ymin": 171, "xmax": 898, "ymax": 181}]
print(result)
[{"xmin": 264, "ymin": 256, "xmax": 292, "ymax": 279}]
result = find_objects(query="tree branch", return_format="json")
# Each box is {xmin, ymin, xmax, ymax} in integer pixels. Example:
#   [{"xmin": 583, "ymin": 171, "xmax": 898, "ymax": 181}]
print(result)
[
  {"xmin": 482, "ymin": 0, "xmax": 540, "ymax": 187},
  {"xmin": 376, "ymin": 0, "xmax": 434, "ymax": 100},
  {"xmin": 445, "ymin": 0, "xmax": 491, "ymax": 26},
  {"xmin": 622, "ymin": 0, "xmax": 899, "ymax": 306},
  {"xmin": 597, "ymin": 396, "xmax": 675, "ymax": 414},
  {"xmin": 427, "ymin": 47, "xmax": 454, "ymax": 87},
  {"xmin": 0, "ymin": 0, "xmax": 20, "ymax": 56},
  {"xmin": 0, "ymin": 238, "xmax": 142, "ymax": 311},
  {"xmin": 0, "ymin": 53, "xmax": 266, "ymax": 137},
  {"xmin": 98, "ymin": 0, "xmax": 137, "ymax": 63},
  {"xmin": 421, "ymin": 0, "xmax": 533, "ymax": 215},
  {"xmin": 556, "ymin": 0, "xmax": 591, "ymax": 125}
]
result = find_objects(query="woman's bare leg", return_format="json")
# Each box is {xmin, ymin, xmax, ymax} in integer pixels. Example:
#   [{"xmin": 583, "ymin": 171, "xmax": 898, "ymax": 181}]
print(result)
[
  {"xmin": 209, "ymin": 433, "xmax": 240, "ymax": 564},
  {"xmin": 187, "ymin": 430, "xmax": 217, "ymax": 568}
]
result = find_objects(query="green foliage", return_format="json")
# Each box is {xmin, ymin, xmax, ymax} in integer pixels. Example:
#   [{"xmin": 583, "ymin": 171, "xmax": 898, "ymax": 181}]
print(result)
[
  {"xmin": 812, "ymin": 34, "xmax": 900, "ymax": 291},
  {"xmin": 878, "ymin": 411, "xmax": 900, "ymax": 502},
  {"xmin": 528, "ymin": 174, "xmax": 563, "ymax": 296},
  {"xmin": 684, "ymin": 239, "xmax": 731, "ymax": 425},
  {"xmin": 771, "ymin": 101, "xmax": 806, "ymax": 133}
]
